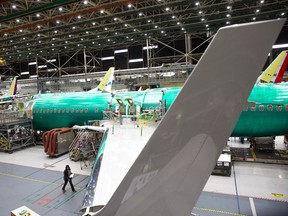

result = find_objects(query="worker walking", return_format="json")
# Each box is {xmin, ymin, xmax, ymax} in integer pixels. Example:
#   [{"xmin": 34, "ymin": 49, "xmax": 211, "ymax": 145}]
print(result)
[{"xmin": 62, "ymin": 165, "xmax": 76, "ymax": 192}]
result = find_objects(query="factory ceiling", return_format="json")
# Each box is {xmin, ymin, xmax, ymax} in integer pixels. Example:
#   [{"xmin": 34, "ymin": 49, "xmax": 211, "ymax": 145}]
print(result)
[{"xmin": 0, "ymin": 0, "xmax": 287, "ymax": 63}]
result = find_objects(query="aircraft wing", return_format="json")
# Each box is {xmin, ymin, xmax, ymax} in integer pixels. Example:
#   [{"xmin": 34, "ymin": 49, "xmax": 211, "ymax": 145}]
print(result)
[{"xmin": 86, "ymin": 19, "xmax": 285, "ymax": 216}]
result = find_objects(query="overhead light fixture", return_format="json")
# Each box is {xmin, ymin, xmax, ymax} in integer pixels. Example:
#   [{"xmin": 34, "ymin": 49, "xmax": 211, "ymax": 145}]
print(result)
[
  {"xmin": 143, "ymin": 45, "xmax": 158, "ymax": 50},
  {"xmin": 101, "ymin": 56, "xmax": 114, "ymax": 61},
  {"xmin": 38, "ymin": 65, "xmax": 47, "ymax": 68},
  {"xmin": 114, "ymin": 49, "xmax": 128, "ymax": 54},
  {"xmin": 129, "ymin": 58, "xmax": 143, "ymax": 63},
  {"xmin": 272, "ymin": 43, "xmax": 288, "ymax": 49},
  {"xmin": 47, "ymin": 59, "xmax": 56, "ymax": 63},
  {"xmin": 21, "ymin": 72, "xmax": 29, "ymax": 75}
]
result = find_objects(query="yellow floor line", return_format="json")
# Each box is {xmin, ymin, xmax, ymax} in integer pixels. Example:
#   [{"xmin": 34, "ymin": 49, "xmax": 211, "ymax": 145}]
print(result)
[
  {"xmin": 0, "ymin": 171, "xmax": 61, "ymax": 186},
  {"xmin": 194, "ymin": 206, "xmax": 247, "ymax": 216}
]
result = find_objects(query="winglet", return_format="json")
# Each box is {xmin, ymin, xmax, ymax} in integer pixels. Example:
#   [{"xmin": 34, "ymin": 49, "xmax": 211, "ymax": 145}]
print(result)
[
  {"xmin": 90, "ymin": 67, "xmax": 115, "ymax": 92},
  {"xmin": 259, "ymin": 50, "xmax": 288, "ymax": 83},
  {"xmin": 6, "ymin": 77, "xmax": 17, "ymax": 96}
]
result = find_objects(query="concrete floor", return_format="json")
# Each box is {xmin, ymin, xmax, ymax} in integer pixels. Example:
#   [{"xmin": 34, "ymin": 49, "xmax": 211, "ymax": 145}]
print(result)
[{"xmin": 0, "ymin": 128, "xmax": 287, "ymax": 215}]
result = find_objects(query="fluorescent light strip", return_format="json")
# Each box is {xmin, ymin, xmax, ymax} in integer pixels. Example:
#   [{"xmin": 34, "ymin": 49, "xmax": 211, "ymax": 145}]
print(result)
[
  {"xmin": 143, "ymin": 45, "xmax": 158, "ymax": 50},
  {"xmin": 28, "ymin": 62, "xmax": 37, "ymax": 65},
  {"xmin": 114, "ymin": 49, "xmax": 128, "ymax": 54},
  {"xmin": 272, "ymin": 43, "xmax": 288, "ymax": 49},
  {"xmin": 129, "ymin": 58, "xmax": 143, "ymax": 63},
  {"xmin": 101, "ymin": 56, "xmax": 114, "ymax": 61},
  {"xmin": 47, "ymin": 59, "xmax": 56, "ymax": 63},
  {"xmin": 38, "ymin": 65, "xmax": 47, "ymax": 68},
  {"xmin": 21, "ymin": 71, "xmax": 29, "ymax": 75},
  {"xmin": 30, "ymin": 75, "xmax": 38, "ymax": 78}
]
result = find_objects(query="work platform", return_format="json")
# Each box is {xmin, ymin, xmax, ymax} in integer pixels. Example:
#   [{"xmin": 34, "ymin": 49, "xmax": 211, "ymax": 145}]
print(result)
[
  {"xmin": 231, "ymin": 148, "xmax": 288, "ymax": 164},
  {"xmin": 0, "ymin": 109, "xmax": 35, "ymax": 153},
  {"xmin": 228, "ymin": 136, "xmax": 288, "ymax": 165}
]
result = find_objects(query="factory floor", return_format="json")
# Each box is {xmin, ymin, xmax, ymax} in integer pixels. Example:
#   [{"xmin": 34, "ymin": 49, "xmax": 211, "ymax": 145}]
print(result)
[{"xmin": 0, "ymin": 135, "xmax": 287, "ymax": 216}]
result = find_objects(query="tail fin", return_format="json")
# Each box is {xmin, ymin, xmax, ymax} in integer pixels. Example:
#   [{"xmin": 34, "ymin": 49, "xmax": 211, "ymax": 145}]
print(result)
[
  {"xmin": 259, "ymin": 50, "xmax": 288, "ymax": 83},
  {"xmin": 89, "ymin": 67, "xmax": 115, "ymax": 92},
  {"xmin": 91, "ymin": 19, "xmax": 284, "ymax": 216},
  {"xmin": 6, "ymin": 77, "xmax": 17, "ymax": 96}
]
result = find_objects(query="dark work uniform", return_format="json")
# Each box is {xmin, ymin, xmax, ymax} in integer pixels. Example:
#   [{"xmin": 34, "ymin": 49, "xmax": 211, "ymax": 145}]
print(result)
[{"xmin": 62, "ymin": 166, "xmax": 76, "ymax": 192}]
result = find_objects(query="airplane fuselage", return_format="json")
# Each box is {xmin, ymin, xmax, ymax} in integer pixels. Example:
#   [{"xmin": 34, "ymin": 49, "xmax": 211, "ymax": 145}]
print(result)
[{"xmin": 29, "ymin": 83, "xmax": 288, "ymax": 137}]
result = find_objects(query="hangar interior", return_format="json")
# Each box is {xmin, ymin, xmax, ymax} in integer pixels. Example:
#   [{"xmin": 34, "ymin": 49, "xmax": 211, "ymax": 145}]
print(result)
[{"xmin": 0, "ymin": 0, "xmax": 288, "ymax": 216}]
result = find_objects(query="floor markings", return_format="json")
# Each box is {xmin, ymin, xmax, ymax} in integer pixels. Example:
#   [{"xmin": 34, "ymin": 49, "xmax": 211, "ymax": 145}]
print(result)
[
  {"xmin": 271, "ymin": 193, "xmax": 285, "ymax": 198},
  {"xmin": 194, "ymin": 206, "xmax": 247, "ymax": 216},
  {"xmin": 249, "ymin": 197, "xmax": 257, "ymax": 216}
]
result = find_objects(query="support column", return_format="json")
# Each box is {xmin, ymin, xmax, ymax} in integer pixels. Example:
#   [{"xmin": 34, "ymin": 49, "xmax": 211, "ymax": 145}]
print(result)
[{"xmin": 185, "ymin": 33, "xmax": 192, "ymax": 65}]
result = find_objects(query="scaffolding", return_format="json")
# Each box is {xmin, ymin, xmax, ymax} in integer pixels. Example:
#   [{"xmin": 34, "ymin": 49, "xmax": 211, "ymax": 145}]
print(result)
[
  {"xmin": 0, "ymin": 110, "xmax": 35, "ymax": 153},
  {"xmin": 69, "ymin": 126, "xmax": 104, "ymax": 170}
]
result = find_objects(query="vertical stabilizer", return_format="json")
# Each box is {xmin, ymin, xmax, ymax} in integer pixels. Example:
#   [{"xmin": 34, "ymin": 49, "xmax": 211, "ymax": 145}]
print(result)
[
  {"xmin": 260, "ymin": 50, "xmax": 288, "ymax": 83},
  {"xmin": 92, "ymin": 19, "xmax": 285, "ymax": 216},
  {"xmin": 6, "ymin": 77, "xmax": 17, "ymax": 96},
  {"xmin": 90, "ymin": 67, "xmax": 115, "ymax": 92}
]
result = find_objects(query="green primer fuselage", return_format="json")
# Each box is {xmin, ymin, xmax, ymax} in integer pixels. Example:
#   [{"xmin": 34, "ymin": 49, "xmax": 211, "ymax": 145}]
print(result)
[{"xmin": 30, "ymin": 84, "xmax": 288, "ymax": 137}]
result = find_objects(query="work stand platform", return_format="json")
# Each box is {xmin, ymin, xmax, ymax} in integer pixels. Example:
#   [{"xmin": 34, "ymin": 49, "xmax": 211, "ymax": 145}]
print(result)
[
  {"xmin": 0, "ymin": 111, "xmax": 35, "ymax": 153},
  {"xmin": 231, "ymin": 147, "xmax": 288, "ymax": 164}
]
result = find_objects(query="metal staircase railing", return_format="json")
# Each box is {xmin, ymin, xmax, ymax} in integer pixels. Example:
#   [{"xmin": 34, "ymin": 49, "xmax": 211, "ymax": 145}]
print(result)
[{"xmin": 69, "ymin": 129, "xmax": 90, "ymax": 161}]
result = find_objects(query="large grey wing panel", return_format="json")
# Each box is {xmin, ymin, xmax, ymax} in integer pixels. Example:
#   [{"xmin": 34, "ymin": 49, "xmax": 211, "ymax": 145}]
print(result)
[{"xmin": 96, "ymin": 19, "xmax": 285, "ymax": 216}]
